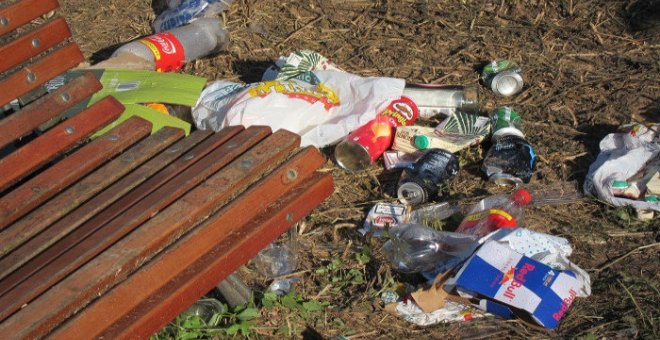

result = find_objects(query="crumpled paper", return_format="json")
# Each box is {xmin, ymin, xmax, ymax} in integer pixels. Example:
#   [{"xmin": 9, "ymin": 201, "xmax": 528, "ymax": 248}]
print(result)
[{"xmin": 584, "ymin": 123, "xmax": 660, "ymax": 211}]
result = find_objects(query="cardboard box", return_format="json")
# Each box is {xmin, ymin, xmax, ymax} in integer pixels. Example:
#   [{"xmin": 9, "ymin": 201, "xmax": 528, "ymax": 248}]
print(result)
[{"xmin": 446, "ymin": 241, "xmax": 580, "ymax": 329}]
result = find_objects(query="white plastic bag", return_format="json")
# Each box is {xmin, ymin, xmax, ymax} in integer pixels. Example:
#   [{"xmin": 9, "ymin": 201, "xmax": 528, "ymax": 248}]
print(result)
[
  {"xmin": 584, "ymin": 123, "xmax": 660, "ymax": 212},
  {"xmin": 192, "ymin": 70, "xmax": 405, "ymax": 147}
]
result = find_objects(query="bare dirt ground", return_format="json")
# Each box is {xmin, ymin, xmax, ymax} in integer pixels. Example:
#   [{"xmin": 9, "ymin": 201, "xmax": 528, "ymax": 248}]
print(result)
[{"xmin": 59, "ymin": 0, "xmax": 659, "ymax": 338}]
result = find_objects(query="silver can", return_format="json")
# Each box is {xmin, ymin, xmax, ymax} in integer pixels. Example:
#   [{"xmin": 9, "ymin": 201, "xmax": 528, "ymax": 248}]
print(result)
[{"xmin": 481, "ymin": 60, "xmax": 524, "ymax": 97}]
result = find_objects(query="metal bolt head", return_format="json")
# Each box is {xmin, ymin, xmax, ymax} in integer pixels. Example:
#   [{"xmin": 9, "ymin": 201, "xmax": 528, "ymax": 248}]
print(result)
[
  {"xmin": 26, "ymin": 72, "xmax": 36, "ymax": 83},
  {"xmin": 286, "ymin": 169, "xmax": 298, "ymax": 180},
  {"xmin": 0, "ymin": 17, "xmax": 8, "ymax": 27},
  {"xmin": 31, "ymin": 38, "xmax": 40, "ymax": 48},
  {"xmin": 64, "ymin": 126, "xmax": 75, "ymax": 134},
  {"xmin": 286, "ymin": 212, "xmax": 294, "ymax": 222},
  {"xmin": 241, "ymin": 159, "xmax": 253, "ymax": 168},
  {"xmin": 60, "ymin": 92, "xmax": 71, "ymax": 102}
]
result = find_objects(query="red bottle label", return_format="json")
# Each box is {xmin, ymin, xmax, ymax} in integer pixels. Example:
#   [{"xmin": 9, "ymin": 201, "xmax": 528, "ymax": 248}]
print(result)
[
  {"xmin": 456, "ymin": 208, "xmax": 517, "ymax": 236},
  {"xmin": 139, "ymin": 32, "xmax": 185, "ymax": 72}
]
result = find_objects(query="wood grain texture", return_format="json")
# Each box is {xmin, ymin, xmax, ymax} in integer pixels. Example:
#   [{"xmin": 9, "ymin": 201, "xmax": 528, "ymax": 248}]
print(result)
[
  {"xmin": 0, "ymin": 43, "xmax": 84, "ymax": 107},
  {"xmin": 0, "ymin": 116, "xmax": 151, "ymax": 230},
  {"xmin": 0, "ymin": 95, "xmax": 123, "ymax": 193},
  {"xmin": 0, "ymin": 72, "xmax": 102, "ymax": 149},
  {"xmin": 0, "ymin": 17, "xmax": 71, "ymax": 73},
  {"xmin": 51, "ymin": 148, "xmax": 330, "ymax": 339},
  {"xmin": 0, "ymin": 0, "xmax": 60, "ymax": 37}
]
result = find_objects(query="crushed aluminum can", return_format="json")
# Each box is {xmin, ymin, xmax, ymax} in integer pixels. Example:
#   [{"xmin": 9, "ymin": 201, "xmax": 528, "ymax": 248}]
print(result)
[
  {"xmin": 481, "ymin": 60, "xmax": 524, "ymax": 97},
  {"xmin": 490, "ymin": 106, "xmax": 525, "ymax": 141},
  {"xmin": 397, "ymin": 149, "xmax": 460, "ymax": 205}
]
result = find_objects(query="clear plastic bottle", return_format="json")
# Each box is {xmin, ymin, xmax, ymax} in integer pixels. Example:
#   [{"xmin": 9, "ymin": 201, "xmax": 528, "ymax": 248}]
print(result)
[
  {"xmin": 111, "ymin": 18, "xmax": 229, "ymax": 72},
  {"xmin": 153, "ymin": 0, "xmax": 234, "ymax": 33}
]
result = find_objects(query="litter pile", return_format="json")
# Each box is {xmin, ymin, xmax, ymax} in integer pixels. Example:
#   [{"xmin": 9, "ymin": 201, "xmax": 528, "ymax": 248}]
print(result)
[{"xmin": 6, "ymin": 1, "xmax": 657, "ymax": 333}]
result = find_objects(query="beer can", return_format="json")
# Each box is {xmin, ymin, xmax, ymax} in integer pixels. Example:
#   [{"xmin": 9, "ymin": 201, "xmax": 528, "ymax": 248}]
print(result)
[
  {"xmin": 490, "ymin": 106, "xmax": 524, "ymax": 140},
  {"xmin": 482, "ymin": 135, "xmax": 536, "ymax": 186},
  {"xmin": 397, "ymin": 149, "xmax": 459, "ymax": 205},
  {"xmin": 335, "ymin": 97, "xmax": 419, "ymax": 171},
  {"xmin": 481, "ymin": 60, "xmax": 524, "ymax": 97}
]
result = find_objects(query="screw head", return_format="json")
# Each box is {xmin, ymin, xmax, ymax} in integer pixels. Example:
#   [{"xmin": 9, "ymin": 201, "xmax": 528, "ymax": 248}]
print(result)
[
  {"xmin": 286, "ymin": 212, "xmax": 294, "ymax": 222},
  {"xmin": 31, "ymin": 38, "xmax": 40, "ymax": 48},
  {"xmin": 0, "ymin": 17, "xmax": 8, "ymax": 27},
  {"xmin": 64, "ymin": 126, "xmax": 75, "ymax": 134},
  {"xmin": 286, "ymin": 169, "xmax": 298, "ymax": 180},
  {"xmin": 60, "ymin": 92, "xmax": 71, "ymax": 102},
  {"xmin": 26, "ymin": 72, "xmax": 36, "ymax": 83}
]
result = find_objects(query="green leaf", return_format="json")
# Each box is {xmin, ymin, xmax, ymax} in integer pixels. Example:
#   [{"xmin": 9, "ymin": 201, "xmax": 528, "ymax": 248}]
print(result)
[
  {"xmin": 182, "ymin": 315, "xmax": 203, "ymax": 329},
  {"xmin": 281, "ymin": 294, "xmax": 300, "ymax": 310},
  {"xmin": 226, "ymin": 324, "xmax": 242, "ymax": 336},
  {"xmin": 239, "ymin": 322, "xmax": 252, "ymax": 336},
  {"xmin": 302, "ymin": 300, "xmax": 324, "ymax": 312},
  {"xmin": 237, "ymin": 307, "xmax": 259, "ymax": 321},
  {"xmin": 315, "ymin": 268, "xmax": 327, "ymax": 274},
  {"xmin": 179, "ymin": 331, "xmax": 201, "ymax": 340},
  {"xmin": 208, "ymin": 313, "xmax": 223, "ymax": 327}
]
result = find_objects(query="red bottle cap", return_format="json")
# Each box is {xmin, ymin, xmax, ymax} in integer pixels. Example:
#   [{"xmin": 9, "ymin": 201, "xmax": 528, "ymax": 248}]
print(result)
[{"xmin": 511, "ymin": 188, "xmax": 532, "ymax": 205}]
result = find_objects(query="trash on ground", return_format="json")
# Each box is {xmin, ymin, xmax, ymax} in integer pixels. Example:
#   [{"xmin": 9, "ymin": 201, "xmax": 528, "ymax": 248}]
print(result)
[
  {"xmin": 252, "ymin": 229, "xmax": 299, "ymax": 295},
  {"xmin": 445, "ymin": 240, "xmax": 587, "ymax": 329},
  {"xmin": 382, "ymin": 150, "xmax": 424, "ymax": 170},
  {"xmin": 334, "ymin": 97, "xmax": 419, "ymax": 171},
  {"xmin": 397, "ymin": 149, "xmax": 460, "ymax": 205},
  {"xmin": 216, "ymin": 273, "xmax": 253, "ymax": 307},
  {"xmin": 185, "ymin": 298, "xmax": 226, "ymax": 325},
  {"xmin": 96, "ymin": 18, "xmax": 229, "ymax": 72},
  {"xmin": 262, "ymin": 50, "xmax": 343, "ymax": 83},
  {"xmin": 481, "ymin": 60, "xmax": 524, "ymax": 97},
  {"xmin": 153, "ymin": 0, "xmax": 234, "ymax": 33},
  {"xmin": 482, "ymin": 107, "xmax": 536, "ymax": 186},
  {"xmin": 401, "ymin": 84, "xmax": 479, "ymax": 118},
  {"xmin": 360, "ymin": 202, "xmax": 408, "ymax": 236},
  {"xmin": 584, "ymin": 123, "xmax": 660, "ymax": 215},
  {"xmin": 192, "ymin": 70, "xmax": 405, "ymax": 147}
]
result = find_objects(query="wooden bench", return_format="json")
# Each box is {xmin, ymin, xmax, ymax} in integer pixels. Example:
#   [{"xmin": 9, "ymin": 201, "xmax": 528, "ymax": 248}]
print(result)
[{"xmin": 0, "ymin": 1, "xmax": 334, "ymax": 338}]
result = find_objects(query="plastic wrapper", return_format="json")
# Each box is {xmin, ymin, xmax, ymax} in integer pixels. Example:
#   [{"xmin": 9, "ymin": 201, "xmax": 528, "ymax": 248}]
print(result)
[
  {"xmin": 192, "ymin": 71, "xmax": 405, "ymax": 147},
  {"xmin": 584, "ymin": 123, "xmax": 660, "ymax": 212},
  {"xmin": 153, "ymin": 0, "xmax": 233, "ymax": 33},
  {"xmin": 382, "ymin": 224, "xmax": 479, "ymax": 273}
]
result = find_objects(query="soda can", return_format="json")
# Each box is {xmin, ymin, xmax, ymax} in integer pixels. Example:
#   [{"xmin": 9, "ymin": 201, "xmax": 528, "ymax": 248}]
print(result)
[
  {"xmin": 490, "ymin": 106, "xmax": 524, "ymax": 140},
  {"xmin": 481, "ymin": 60, "xmax": 523, "ymax": 97},
  {"xmin": 397, "ymin": 149, "xmax": 459, "ymax": 205},
  {"xmin": 335, "ymin": 97, "xmax": 419, "ymax": 171}
]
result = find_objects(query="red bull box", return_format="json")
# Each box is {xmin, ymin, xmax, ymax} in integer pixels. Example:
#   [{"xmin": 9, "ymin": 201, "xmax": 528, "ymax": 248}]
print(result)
[{"xmin": 445, "ymin": 241, "xmax": 582, "ymax": 329}]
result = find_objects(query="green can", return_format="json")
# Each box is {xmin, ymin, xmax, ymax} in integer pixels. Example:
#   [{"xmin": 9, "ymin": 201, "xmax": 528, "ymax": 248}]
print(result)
[
  {"xmin": 490, "ymin": 106, "xmax": 524, "ymax": 140},
  {"xmin": 482, "ymin": 60, "xmax": 524, "ymax": 97}
]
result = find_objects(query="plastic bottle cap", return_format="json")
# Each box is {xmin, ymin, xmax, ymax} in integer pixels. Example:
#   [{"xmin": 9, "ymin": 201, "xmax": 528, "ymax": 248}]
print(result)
[
  {"xmin": 611, "ymin": 180, "xmax": 629, "ymax": 188},
  {"xmin": 511, "ymin": 188, "xmax": 532, "ymax": 205},
  {"xmin": 414, "ymin": 135, "xmax": 430, "ymax": 150}
]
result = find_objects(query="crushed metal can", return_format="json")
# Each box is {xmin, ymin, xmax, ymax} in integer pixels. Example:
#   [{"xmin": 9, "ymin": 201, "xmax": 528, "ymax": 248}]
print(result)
[
  {"xmin": 481, "ymin": 60, "xmax": 524, "ymax": 97},
  {"xmin": 397, "ymin": 149, "xmax": 460, "ymax": 205}
]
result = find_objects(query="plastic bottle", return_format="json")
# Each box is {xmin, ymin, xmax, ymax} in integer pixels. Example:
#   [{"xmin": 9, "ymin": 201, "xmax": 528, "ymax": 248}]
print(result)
[
  {"xmin": 402, "ymin": 84, "xmax": 480, "ymax": 119},
  {"xmin": 382, "ymin": 223, "xmax": 479, "ymax": 273},
  {"xmin": 110, "ymin": 18, "xmax": 229, "ymax": 72},
  {"xmin": 153, "ymin": 0, "xmax": 234, "ymax": 33}
]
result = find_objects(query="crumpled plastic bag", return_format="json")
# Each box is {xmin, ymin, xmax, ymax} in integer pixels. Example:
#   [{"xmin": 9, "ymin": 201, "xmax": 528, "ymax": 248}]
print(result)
[
  {"xmin": 584, "ymin": 123, "xmax": 660, "ymax": 212},
  {"xmin": 153, "ymin": 0, "xmax": 233, "ymax": 33},
  {"xmin": 192, "ymin": 70, "xmax": 405, "ymax": 147}
]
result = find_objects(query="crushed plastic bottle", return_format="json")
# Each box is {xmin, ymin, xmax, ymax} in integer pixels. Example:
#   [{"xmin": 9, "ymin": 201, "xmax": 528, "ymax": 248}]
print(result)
[
  {"xmin": 382, "ymin": 224, "xmax": 479, "ymax": 273},
  {"xmin": 252, "ymin": 227, "xmax": 298, "ymax": 295},
  {"xmin": 153, "ymin": 0, "xmax": 234, "ymax": 33},
  {"xmin": 109, "ymin": 18, "xmax": 229, "ymax": 72}
]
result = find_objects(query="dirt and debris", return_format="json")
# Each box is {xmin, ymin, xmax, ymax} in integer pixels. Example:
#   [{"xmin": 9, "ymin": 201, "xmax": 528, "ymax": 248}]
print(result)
[{"xmin": 60, "ymin": 0, "xmax": 659, "ymax": 338}]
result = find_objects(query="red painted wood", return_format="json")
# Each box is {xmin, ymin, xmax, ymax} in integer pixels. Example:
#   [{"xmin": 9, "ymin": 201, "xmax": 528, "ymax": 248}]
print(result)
[
  {"xmin": 0, "ymin": 127, "xmax": 266, "ymax": 321},
  {"xmin": 0, "ymin": 128, "xmax": 186, "ymax": 274},
  {"xmin": 0, "ymin": 43, "xmax": 84, "ymax": 107},
  {"xmin": 0, "ymin": 17, "xmax": 71, "ymax": 73},
  {"xmin": 0, "ymin": 116, "xmax": 151, "ymax": 230},
  {"xmin": 50, "ymin": 148, "xmax": 330, "ymax": 340},
  {"xmin": 0, "ymin": 95, "xmax": 124, "ymax": 193},
  {"xmin": 0, "ymin": 0, "xmax": 60, "ymax": 37},
  {"xmin": 0, "ymin": 72, "xmax": 102, "ymax": 149},
  {"xmin": 0, "ymin": 130, "xmax": 305, "ymax": 337}
]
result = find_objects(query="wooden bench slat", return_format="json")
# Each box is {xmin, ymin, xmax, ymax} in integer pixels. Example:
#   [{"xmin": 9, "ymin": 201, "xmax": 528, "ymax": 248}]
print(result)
[
  {"xmin": 108, "ymin": 174, "xmax": 333, "ymax": 339},
  {"xmin": 0, "ymin": 17, "xmax": 71, "ymax": 73},
  {"xmin": 51, "ymin": 148, "xmax": 331, "ymax": 339},
  {"xmin": 0, "ymin": 42, "xmax": 84, "ymax": 107},
  {"xmin": 0, "ymin": 0, "xmax": 59, "ymax": 37},
  {"xmin": 0, "ymin": 116, "xmax": 151, "ymax": 230},
  {"xmin": 0, "ymin": 95, "xmax": 123, "ymax": 193},
  {"xmin": 0, "ymin": 126, "xmax": 254, "ymax": 320},
  {"xmin": 0, "ymin": 72, "xmax": 102, "ymax": 149},
  {"xmin": 0, "ymin": 127, "xmax": 186, "ymax": 276},
  {"xmin": 0, "ymin": 129, "xmax": 304, "ymax": 337}
]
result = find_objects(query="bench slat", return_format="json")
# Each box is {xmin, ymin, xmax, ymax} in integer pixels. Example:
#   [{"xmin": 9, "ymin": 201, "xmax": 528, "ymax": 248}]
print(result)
[
  {"xmin": 0, "ymin": 42, "xmax": 84, "ymax": 107},
  {"xmin": 0, "ymin": 72, "xmax": 102, "ymax": 149},
  {"xmin": 0, "ymin": 116, "xmax": 151, "ymax": 230},
  {"xmin": 0, "ymin": 0, "xmax": 60, "ymax": 37},
  {"xmin": 0, "ymin": 127, "xmax": 187, "ymax": 275},
  {"xmin": 52, "ymin": 148, "xmax": 331, "ymax": 339},
  {"xmin": 0, "ymin": 95, "xmax": 123, "ymax": 193},
  {"xmin": 0, "ymin": 129, "xmax": 304, "ymax": 338},
  {"xmin": 0, "ymin": 17, "xmax": 71, "ymax": 73},
  {"xmin": 0, "ymin": 126, "xmax": 252, "ymax": 320}
]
